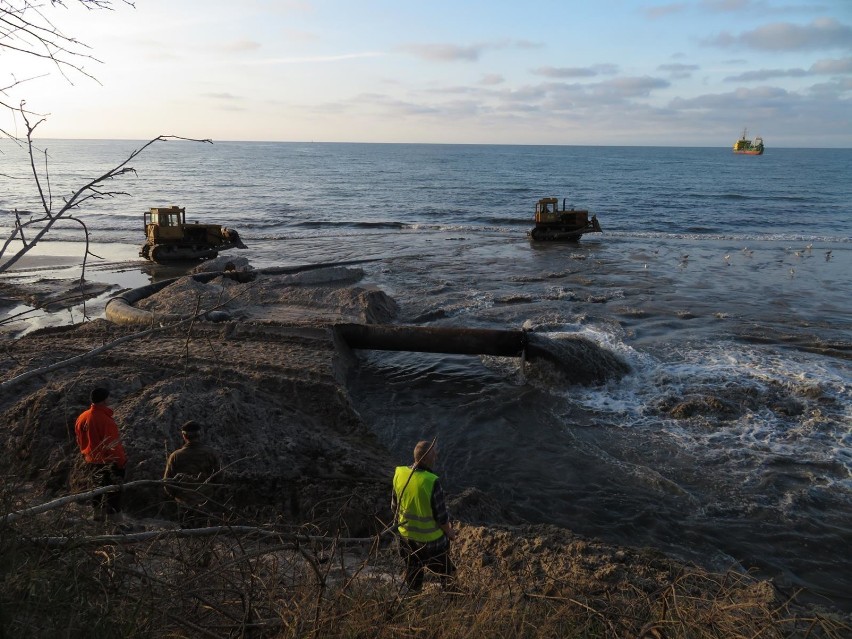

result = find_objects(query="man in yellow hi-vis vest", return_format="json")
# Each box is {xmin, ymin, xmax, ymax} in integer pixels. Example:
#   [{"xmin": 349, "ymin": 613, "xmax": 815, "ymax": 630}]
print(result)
[{"xmin": 391, "ymin": 440, "xmax": 457, "ymax": 591}]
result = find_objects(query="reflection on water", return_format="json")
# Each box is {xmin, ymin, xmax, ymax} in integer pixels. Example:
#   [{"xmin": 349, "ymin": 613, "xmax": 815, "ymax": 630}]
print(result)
[{"xmin": 0, "ymin": 242, "xmax": 152, "ymax": 335}]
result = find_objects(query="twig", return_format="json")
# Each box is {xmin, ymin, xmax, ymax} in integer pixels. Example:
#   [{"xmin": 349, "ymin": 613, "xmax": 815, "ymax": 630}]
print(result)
[{"xmin": 0, "ymin": 129, "xmax": 212, "ymax": 273}]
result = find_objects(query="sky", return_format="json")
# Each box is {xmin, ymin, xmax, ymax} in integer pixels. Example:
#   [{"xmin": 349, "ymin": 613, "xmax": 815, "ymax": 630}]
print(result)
[{"xmin": 2, "ymin": 0, "xmax": 851, "ymax": 146}]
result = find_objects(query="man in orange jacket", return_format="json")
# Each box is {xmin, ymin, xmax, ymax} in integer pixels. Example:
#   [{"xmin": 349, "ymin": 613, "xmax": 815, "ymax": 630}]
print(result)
[{"xmin": 75, "ymin": 387, "xmax": 128, "ymax": 521}]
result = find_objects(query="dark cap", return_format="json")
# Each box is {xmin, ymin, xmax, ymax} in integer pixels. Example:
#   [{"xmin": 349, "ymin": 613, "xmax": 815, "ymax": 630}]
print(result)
[
  {"xmin": 181, "ymin": 420, "xmax": 202, "ymax": 434},
  {"xmin": 90, "ymin": 387, "xmax": 110, "ymax": 404}
]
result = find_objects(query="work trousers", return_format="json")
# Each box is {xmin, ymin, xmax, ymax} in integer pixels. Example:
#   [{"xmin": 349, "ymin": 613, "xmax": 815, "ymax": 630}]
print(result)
[
  {"xmin": 88, "ymin": 463, "xmax": 125, "ymax": 517},
  {"xmin": 398, "ymin": 536, "xmax": 455, "ymax": 591}
]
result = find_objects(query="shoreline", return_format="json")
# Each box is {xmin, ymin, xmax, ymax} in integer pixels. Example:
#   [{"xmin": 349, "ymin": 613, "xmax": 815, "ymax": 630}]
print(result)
[{"xmin": 1, "ymin": 243, "xmax": 173, "ymax": 336}]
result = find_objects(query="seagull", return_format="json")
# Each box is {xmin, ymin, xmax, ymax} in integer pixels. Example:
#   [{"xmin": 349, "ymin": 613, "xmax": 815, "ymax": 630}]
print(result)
[
  {"xmin": 806, "ymin": 243, "xmax": 813, "ymax": 252},
  {"xmin": 790, "ymin": 268, "xmax": 796, "ymax": 276},
  {"xmin": 825, "ymin": 250, "xmax": 833, "ymax": 261}
]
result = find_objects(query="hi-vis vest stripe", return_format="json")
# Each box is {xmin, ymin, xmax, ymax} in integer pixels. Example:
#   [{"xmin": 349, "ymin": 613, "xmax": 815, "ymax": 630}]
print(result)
[{"xmin": 393, "ymin": 466, "xmax": 443, "ymax": 542}]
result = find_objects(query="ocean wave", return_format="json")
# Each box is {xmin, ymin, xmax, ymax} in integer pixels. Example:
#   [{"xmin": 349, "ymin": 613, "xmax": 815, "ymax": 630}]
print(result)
[
  {"xmin": 474, "ymin": 216, "xmax": 531, "ymax": 226},
  {"xmin": 292, "ymin": 220, "xmax": 411, "ymax": 230},
  {"xmin": 713, "ymin": 193, "xmax": 811, "ymax": 202},
  {"xmin": 600, "ymin": 230, "xmax": 852, "ymax": 243}
]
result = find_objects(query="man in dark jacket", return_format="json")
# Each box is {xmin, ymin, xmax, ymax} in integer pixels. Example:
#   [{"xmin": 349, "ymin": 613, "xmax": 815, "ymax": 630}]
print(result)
[
  {"xmin": 391, "ymin": 440, "xmax": 457, "ymax": 592},
  {"xmin": 75, "ymin": 387, "xmax": 127, "ymax": 522},
  {"xmin": 163, "ymin": 421, "xmax": 222, "ymax": 526}
]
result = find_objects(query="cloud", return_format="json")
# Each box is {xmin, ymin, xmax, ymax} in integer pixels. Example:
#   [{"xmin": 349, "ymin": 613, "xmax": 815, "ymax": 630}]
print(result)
[
  {"xmin": 724, "ymin": 56, "xmax": 852, "ymax": 81},
  {"xmin": 252, "ymin": 52, "xmax": 384, "ymax": 65},
  {"xmin": 644, "ymin": 3, "xmax": 689, "ymax": 18},
  {"xmin": 704, "ymin": 18, "xmax": 852, "ymax": 51},
  {"xmin": 532, "ymin": 64, "xmax": 618, "ymax": 78},
  {"xmin": 643, "ymin": 0, "xmax": 756, "ymax": 19},
  {"xmin": 658, "ymin": 63, "xmax": 700, "ymax": 78},
  {"xmin": 808, "ymin": 77, "xmax": 852, "ymax": 95},
  {"xmin": 221, "ymin": 40, "xmax": 262, "ymax": 53},
  {"xmin": 466, "ymin": 76, "xmax": 672, "ymax": 115},
  {"xmin": 594, "ymin": 76, "xmax": 671, "ymax": 98},
  {"xmin": 811, "ymin": 57, "xmax": 852, "ymax": 74},
  {"xmin": 670, "ymin": 85, "xmax": 793, "ymax": 110},
  {"xmin": 514, "ymin": 40, "xmax": 544, "ymax": 50},
  {"xmin": 398, "ymin": 40, "xmax": 539, "ymax": 63},
  {"xmin": 725, "ymin": 68, "xmax": 808, "ymax": 81},
  {"xmin": 201, "ymin": 92, "xmax": 242, "ymax": 100},
  {"xmin": 316, "ymin": 93, "xmax": 440, "ymax": 117},
  {"xmin": 701, "ymin": 0, "xmax": 751, "ymax": 11},
  {"xmin": 281, "ymin": 29, "xmax": 320, "ymax": 43},
  {"xmin": 399, "ymin": 43, "xmax": 485, "ymax": 62},
  {"xmin": 645, "ymin": 1, "xmax": 823, "ymax": 19},
  {"xmin": 479, "ymin": 74, "xmax": 504, "ymax": 86}
]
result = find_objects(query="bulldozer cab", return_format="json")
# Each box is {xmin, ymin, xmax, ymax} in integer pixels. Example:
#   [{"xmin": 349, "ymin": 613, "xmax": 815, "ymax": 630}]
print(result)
[
  {"xmin": 535, "ymin": 198, "xmax": 560, "ymax": 223},
  {"xmin": 145, "ymin": 206, "xmax": 189, "ymax": 243},
  {"xmin": 536, "ymin": 198, "xmax": 559, "ymax": 215},
  {"xmin": 145, "ymin": 206, "xmax": 185, "ymax": 228}
]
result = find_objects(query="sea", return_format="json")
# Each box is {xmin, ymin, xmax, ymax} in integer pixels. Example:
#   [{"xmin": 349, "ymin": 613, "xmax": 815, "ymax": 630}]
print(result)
[{"xmin": 1, "ymin": 140, "xmax": 851, "ymax": 611}]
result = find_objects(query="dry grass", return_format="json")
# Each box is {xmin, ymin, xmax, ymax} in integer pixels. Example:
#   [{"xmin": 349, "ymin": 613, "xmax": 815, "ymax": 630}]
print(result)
[{"xmin": 1, "ymin": 479, "xmax": 850, "ymax": 639}]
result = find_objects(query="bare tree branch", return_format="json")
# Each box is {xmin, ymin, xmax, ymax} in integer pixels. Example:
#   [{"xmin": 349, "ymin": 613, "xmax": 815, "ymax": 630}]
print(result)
[
  {"xmin": 3, "ymin": 478, "xmax": 389, "ymax": 548},
  {"xmin": 0, "ymin": 114, "xmax": 212, "ymax": 274},
  {"xmin": 1, "ymin": 1, "xmax": 134, "ymax": 87},
  {"xmin": 2, "ymin": 1, "xmax": 134, "ymax": 141},
  {"xmin": 36, "ymin": 528, "xmax": 384, "ymax": 549}
]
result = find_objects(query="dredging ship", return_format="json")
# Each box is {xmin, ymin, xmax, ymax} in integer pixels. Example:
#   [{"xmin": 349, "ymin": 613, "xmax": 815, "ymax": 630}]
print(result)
[{"xmin": 733, "ymin": 129, "xmax": 764, "ymax": 155}]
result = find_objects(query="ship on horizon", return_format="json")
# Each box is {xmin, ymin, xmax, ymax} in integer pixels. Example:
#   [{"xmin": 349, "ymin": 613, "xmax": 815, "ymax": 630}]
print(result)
[{"xmin": 733, "ymin": 128, "xmax": 764, "ymax": 155}]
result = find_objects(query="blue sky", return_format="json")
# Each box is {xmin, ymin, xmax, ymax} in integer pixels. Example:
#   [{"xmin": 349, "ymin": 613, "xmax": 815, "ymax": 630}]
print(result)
[{"xmin": 4, "ymin": 0, "xmax": 852, "ymax": 146}]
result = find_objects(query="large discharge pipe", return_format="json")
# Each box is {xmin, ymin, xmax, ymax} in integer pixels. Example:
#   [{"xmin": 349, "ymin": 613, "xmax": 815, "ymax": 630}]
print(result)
[
  {"xmin": 334, "ymin": 323, "xmax": 528, "ymax": 357},
  {"xmin": 333, "ymin": 323, "xmax": 630, "ymax": 385}
]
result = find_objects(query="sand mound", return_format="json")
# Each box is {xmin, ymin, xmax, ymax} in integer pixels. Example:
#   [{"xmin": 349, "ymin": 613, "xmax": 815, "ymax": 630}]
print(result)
[{"xmin": 135, "ymin": 267, "xmax": 398, "ymax": 326}]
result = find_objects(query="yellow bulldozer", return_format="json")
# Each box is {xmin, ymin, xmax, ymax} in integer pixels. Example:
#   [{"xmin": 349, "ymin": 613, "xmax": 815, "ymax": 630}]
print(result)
[
  {"xmin": 139, "ymin": 206, "xmax": 247, "ymax": 263},
  {"xmin": 528, "ymin": 197, "xmax": 602, "ymax": 241}
]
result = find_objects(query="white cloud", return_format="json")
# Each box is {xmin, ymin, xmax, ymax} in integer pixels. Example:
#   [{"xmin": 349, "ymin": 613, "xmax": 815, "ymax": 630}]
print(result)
[
  {"xmin": 658, "ymin": 63, "xmax": 700, "ymax": 78},
  {"xmin": 251, "ymin": 52, "xmax": 384, "ymax": 65},
  {"xmin": 810, "ymin": 57, "xmax": 852, "ymax": 74},
  {"xmin": 724, "ymin": 56, "xmax": 852, "ymax": 81},
  {"xmin": 705, "ymin": 18, "xmax": 852, "ymax": 51},
  {"xmin": 479, "ymin": 74, "xmax": 505, "ymax": 86},
  {"xmin": 398, "ymin": 43, "xmax": 485, "ymax": 62},
  {"xmin": 533, "ymin": 64, "xmax": 619, "ymax": 78},
  {"xmin": 220, "ymin": 40, "xmax": 262, "ymax": 53}
]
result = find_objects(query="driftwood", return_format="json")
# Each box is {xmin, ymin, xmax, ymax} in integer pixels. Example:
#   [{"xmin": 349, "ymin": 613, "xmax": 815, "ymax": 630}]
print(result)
[
  {"xmin": 2, "ymin": 478, "xmax": 185, "ymax": 524},
  {"xmin": 3, "ymin": 477, "xmax": 391, "ymax": 547},
  {"xmin": 31, "ymin": 527, "xmax": 389, "ymax": 548}
]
